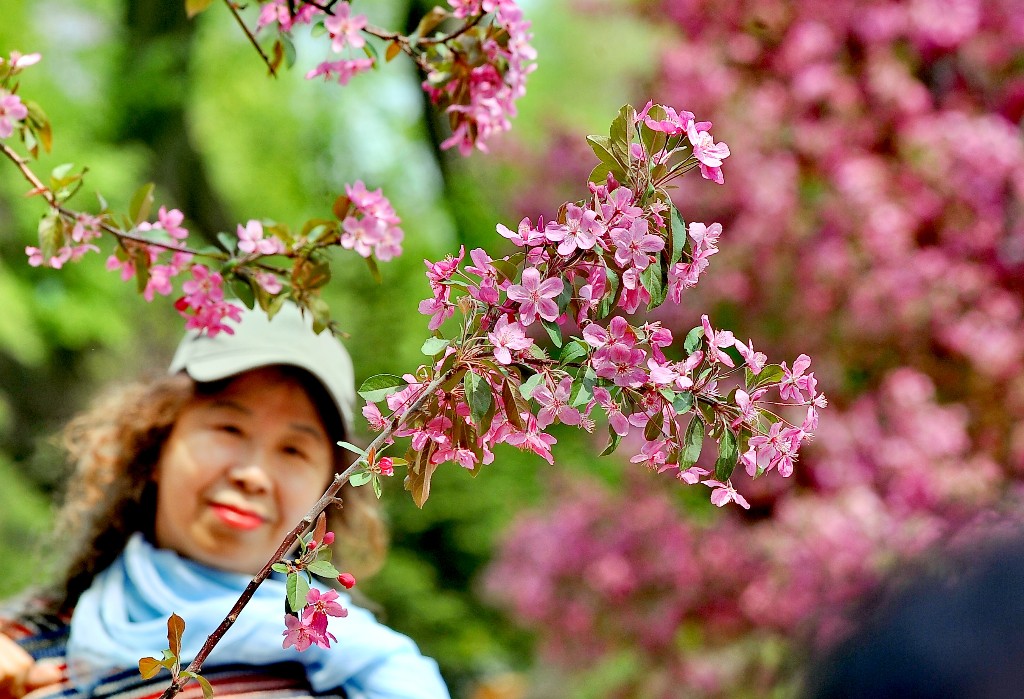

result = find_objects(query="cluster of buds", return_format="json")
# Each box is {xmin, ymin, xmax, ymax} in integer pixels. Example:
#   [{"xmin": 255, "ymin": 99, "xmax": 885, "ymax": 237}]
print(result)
[
  {"xmin": 274, "ymin": 514, "xmax": 358, "ymax": 652},
  {"xmin": 249, "ymin": 0, "xmax": 535, "ymax": 155},
  {"xmin": 358, "ymin": 102, "xmax": 824, "ymax": 509}
]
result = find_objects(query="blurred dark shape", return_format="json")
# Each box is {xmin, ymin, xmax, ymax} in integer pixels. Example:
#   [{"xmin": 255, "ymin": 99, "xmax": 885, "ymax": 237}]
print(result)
[{"xmin": 805, "ymin": 539, "xmax": 1024, "ymax": 699}]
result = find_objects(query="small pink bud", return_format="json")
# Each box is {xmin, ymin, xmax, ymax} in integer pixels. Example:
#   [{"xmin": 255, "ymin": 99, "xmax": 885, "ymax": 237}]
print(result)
[
  {"xmin": 308, "ymin": 539, "xmax": 319, "ymax": 550},
  {"xmin": 323, "ymin": 531, "xmax": 336, "ymax": 546},
  {"xmin": 337, "ymin": 572, "xmax": 356, "ymax": 589},
  {"xmin": 379, "ymin": 457, "xmax": 395, "ymax": 477}
]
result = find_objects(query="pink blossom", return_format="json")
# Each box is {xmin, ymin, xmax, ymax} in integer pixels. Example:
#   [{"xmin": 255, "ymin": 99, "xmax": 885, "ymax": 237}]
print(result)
[
  {"xmin": 432, "ymin": 446, "xmax": 479, "ymax": 469},
  {"xmin": 0, "ymin": 91, "xmax": 29, "ymax": 139},
  {"xmin": 506, "ymin": 267, "xmax": 564, "ymax": 326},
  {"xmin": 324, "ymin": 3, "xmax": 367, "ymax": 51},
  {"xmin": 282, "ymin": 614, "xmax": 319, "ymax": 651},
  {"xmin": 257, "ymin": 0, "xmax": 319, "ymax": 30},
  {"xmin": 533, "ymin": 377, "xmax": 582, "ymax": 429},
  {"xmin": 143, "ymin": 265, "xmax": 176, "ymax": 302},
  {"xmin": 701, "ymin": 315, "xmax": 737, "ymax": 367},
  {"xmin": 686, "ymin": 119, "xmax": 730, "ymax": 184},
  {"xmin": 306, "ymin": 58, "xmax": 374, "ymax": 86},
  {"xmin": 362, "ymin": 402, "xmax": 387, "ymax": 430},
  {"xmin": 735, "ymin": 338, "xmax": 767, "ymax": 374},
  {"xmin": 702, "ymin": 479, "xmax": 750, "ymax": 509},
  {"xmin": 592, "ymin": 344, "xmax": 648, "ymax": 388},
  {"xmin": 253, "ymin": 270, "xmax": 283, "ymax": 294},
  {"xmin": 497, "ymin": 217, "xmax": 548, "ymax": 247},
  {"xmin": 594, "ymin": 387, "xmax": 630, "ymax": 436},
  {"xmin": 643, "ymin": 105, "xmax": 695, "ymax": 135},
  {"xmin": 503, "ymin": 416, "xmax": 557, "ymax": 464},
  {"xmin": 237, "ymin": 220, "xmax": 284, "ymax": 255},
  {"xmin": 175, "ymin": 265, "xmax": 242, "ymax": 336},
  {"xmin": 780, "ymin": 354, "xmax": 813, "ymax": 402},
  {"xmin": 303, "ymin": 588, "xmax": 348, "ymax": 621},
  {"xmin": 488, "ymin": 315, "xmax": 533, "ymax": 364},
  {"xmin": 418, "ymin": 296, "xmax": 455, "ymax": 331},
  {"xmin": 545, "ymin": 204, "xmax": 603, "ymax": 255},
  {"xmin": 630, "ymin": 439, "xmax": 671, "ymax": 470},
  {"xmin": 611, "ymin": 217, "xmax": 664, "ymax": 271}
]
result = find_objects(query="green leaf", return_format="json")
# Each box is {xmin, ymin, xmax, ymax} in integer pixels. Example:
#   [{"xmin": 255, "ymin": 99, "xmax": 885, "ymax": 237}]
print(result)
[
  {"xmin": 670, "ymin": 204, "xmax": 687, "ymax": 266},
  {"xmin": 185, "ymin": 0, "xmax": 215, "ymax": 17},
  {"xmin": 414, "ymin": 6, "xmax": 449, "ymax": 37},
  {"xmin": 139, "ymin": 657, "xmax": 163, "ymax": 680},
  {"xmin": 193, "ymin": 674, "xmax": 215, "ymax": 699},
  {"xmin": 307, "ymin": 560, "xmax": 341, "ymax": 578},
  {"xmin": 350, "ymin": 471, "xmax": 372, "ymax": 487},
  {"xmin": 586, "ymin": 135, "xmax": 625, "ymax": 169},
  {"xmin": 230, "ymin": 278, "xmax": 256, "ymax": 309},
  {"xmin": 558, "ymin": 340, "xmax": 589, "ymax": 366},
  {"xmin": 464, "ymin": 371, "xmax": 492, "ymax": 427},
  {"xmin": 600, "ymin": 427, "xmax": 622, "ymax": 456},
  {"xmin": 680, "ymin": 416, "xmax": 705, "ymax": 468},
  {"xmin": 673, "ymin": 391, "xmax": 694, "ymax": 414},
  {"xmin": 715, "ymin": 427, "xmax": 739, "ymax": 482},
  {"xmin": 644, "ymin": 410, "xmax": 665, "ymax": 441},
  {"xmin": 271, "ymin": 562, "xmax": 289, "ymax": 574},
  {"xmin": 597, "ymin": 267, "xmax": 620, "ymax": 318},
  {"xmin": 519, "ymin": 372, "xmax": 544, "ymax": 400},
  {"xmin": 491, "ymin": 258, "xmax": 518, "ymax": 283},
  {"xmin": 640, "ymin": 263, "xmax": 666, "ymax": 310},
  {"xmin": 129, "ymin": 182, "xmax": 155, "ymax": 226},
  {"xmin": 421, "ymin": 336, "xmax": 450, "ymax": 356},
  {"xmin": 571, "ymin": 366, "xmax": 597, "ymax": 407},
  {"xmin": 37, "ymin": 213, "xmax": 63, "ymax": 261},
  {"xmin": 286, "ymin": 573, "xmax": 310, "ymax": 613},
  {"xmin": 337, "ymin": 440, "xmax": 366, "ymax": 456},
  {"xmin": 748, "ymin": 363, "xmax": 785, "ymax": 391},
  {"xmin": 541, "ymin": 318, "xmax": 563, "ymax": 348},
  {"xmin": 357, "ymin": 374, "xmax": 408, "ymax": 402},
  {"xmin": 683, "ymin": 326, "xmax": 704, "ymax": 355},
  {"xmin": 372, "ymin": 476, "xmax": 382, "ymax": 499}
]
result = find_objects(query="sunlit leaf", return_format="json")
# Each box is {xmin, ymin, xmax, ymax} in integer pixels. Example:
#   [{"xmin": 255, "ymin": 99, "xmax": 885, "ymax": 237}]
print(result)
[{"xmin": 357, "ymin": 374, "xmax": 408, "ymax": 402}]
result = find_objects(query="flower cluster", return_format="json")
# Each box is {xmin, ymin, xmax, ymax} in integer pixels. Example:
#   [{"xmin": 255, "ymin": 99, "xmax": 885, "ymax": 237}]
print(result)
[
  {"xmin": 488, "ymin": 369, "xmax": 1007, "ymax": 697},
  {"xmin": 4, "ymin": 52, "xmax": 406, "ymax": 339},
  {"xmin": 423, "ymin": 0, "xmax": 536, "ymax": 155},
  {"xmin": 357, "ymin": 103, "xmax": 821, "ymax": 509},
  {"xmin": 247, "ymin": 0, "xmax": 535, "ymax": 154},
  {"xmin": 494, "ymin": 0, "xmax": 1024, "ymax": 693},
  {"xmin": 275, "ymin": 518, "xmax": 358, "ymax": 652},
  {"xmin": 0, "ymin": 51, "xmax": 38, "ymax": 140},
  {"xmin": 336, "ymin": 181, "xmax": 404, "ymax": 262}
]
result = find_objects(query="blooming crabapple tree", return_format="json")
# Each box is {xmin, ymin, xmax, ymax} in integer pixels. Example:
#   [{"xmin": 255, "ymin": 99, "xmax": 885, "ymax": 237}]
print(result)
[
  {"xmin": 485, "ymin": 0, "xmax": 1024, "ymax": 695},
  {"xmin": 3, "ymin": 0, "xmax": 825, "ymax": 694}
]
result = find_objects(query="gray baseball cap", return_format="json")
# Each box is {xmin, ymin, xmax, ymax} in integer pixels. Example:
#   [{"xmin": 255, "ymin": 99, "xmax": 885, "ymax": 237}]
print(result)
[{"xmin": 168, "ymin": 303, "xmax": 356, "ymax": 432}]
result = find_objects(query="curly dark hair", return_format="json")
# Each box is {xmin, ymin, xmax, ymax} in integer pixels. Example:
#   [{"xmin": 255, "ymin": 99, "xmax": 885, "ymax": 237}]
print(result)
[{"xmin": 41, "ymin": 368, "xmax": 387, "ymax": 616}]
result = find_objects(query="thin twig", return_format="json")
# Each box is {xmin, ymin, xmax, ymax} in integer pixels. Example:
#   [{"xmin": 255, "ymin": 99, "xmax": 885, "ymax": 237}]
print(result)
[
  {"xmin": 223, "ymin": 0, "xmax": 277, "ymax": 77},
  {"xmin": 157, "ymin": 368, "xmax": 453, "ymax": 699}
]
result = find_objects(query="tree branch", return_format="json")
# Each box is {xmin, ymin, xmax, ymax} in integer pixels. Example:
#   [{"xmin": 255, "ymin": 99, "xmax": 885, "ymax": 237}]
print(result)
[{"xmin": 223, "ymin": 0, "xmax": 277, "ymax": 77}]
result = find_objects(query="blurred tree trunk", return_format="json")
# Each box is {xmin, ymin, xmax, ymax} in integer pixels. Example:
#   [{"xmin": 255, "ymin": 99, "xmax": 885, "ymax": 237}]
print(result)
[{"xmin": 113, "ymin": 0, "xmax": 233, "ymax": 240}]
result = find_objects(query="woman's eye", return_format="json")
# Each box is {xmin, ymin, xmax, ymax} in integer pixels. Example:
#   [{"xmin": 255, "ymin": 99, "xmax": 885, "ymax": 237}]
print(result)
[
  {"xmin": 215, "ymin": 423, "xmax": 243, "ymax": 436},
  {"xmin": 282, "ymin": 445, "xmax": 309, "ymax": 461}
]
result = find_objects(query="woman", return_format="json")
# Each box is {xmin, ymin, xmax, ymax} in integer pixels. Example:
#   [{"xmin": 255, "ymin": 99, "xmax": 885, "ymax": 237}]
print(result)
[{"xmin": 0, "ymin": 303, "xmax": 450, "ymax": 699}]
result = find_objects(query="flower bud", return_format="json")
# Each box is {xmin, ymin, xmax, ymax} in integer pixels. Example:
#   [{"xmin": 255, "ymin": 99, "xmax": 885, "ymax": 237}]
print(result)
[
  {"xmin": 323, "ymin": 531, "xmax": 336, "ymax": 546},
  {"xmin": 308, "ymin": 539, "xmax": 319, "ymax": 550},
  {"xmin": 379, "ymin": 457, "xmax": 395, "ymax": 477},
  {"xmin": 337, "ymin": 572, "xmax": 356, "ymax": 589}
]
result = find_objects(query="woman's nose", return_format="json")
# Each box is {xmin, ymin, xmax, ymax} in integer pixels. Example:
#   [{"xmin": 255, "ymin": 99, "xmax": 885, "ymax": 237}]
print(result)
[{"xmin": 227, "ymin": 454, "xmax": 273, "ymax": 493}]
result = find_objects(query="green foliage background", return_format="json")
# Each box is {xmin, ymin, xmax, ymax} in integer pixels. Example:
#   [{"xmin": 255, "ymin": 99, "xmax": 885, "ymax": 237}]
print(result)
[{"xmin": 0, "ymin": 1, "xmax": 659, "ymax": 695}]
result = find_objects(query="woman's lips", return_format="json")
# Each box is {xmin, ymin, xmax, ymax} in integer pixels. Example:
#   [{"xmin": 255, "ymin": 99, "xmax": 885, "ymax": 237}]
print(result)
[{"xmin": 210, "ymin": 503, "xmax": 265, "ymax": 530}]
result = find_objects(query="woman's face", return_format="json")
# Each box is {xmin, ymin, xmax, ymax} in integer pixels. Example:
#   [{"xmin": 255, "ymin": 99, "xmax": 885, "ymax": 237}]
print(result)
[{"xmin": 153, "ymin": 367, "xmax": 335, "ymax": 574}]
